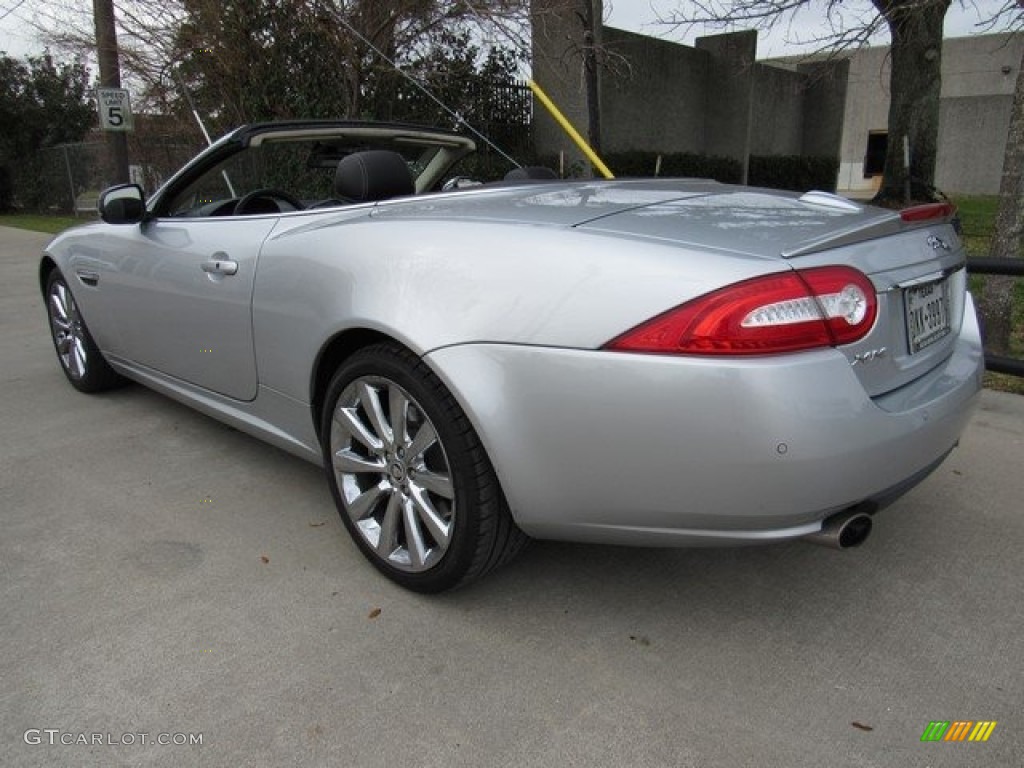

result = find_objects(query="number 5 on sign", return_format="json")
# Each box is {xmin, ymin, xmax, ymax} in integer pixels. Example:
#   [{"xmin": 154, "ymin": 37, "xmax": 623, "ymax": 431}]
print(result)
[{"xmin": 96, "ymin": 88, "xmax": 133, "ymax": 132}]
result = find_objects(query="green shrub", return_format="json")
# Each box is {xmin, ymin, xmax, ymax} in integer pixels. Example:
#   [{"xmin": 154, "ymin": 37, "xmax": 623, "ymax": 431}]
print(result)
[
  {"xmin": 748, "ymin": 155, "xmax": 838, "ymax": 193},
  {"xmin": 604, "ymin": 151, "xmax": 742, "ymax": 183}
]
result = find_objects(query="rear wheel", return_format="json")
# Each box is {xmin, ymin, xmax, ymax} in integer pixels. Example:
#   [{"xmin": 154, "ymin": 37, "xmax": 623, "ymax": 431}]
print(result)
[
  {"xmin": 321, "ymin": 343, "xmax": 526, "ymax": 592},
  {"xmin": 45, "ymin": 270, "xmax": 124, "ymax": 393}
]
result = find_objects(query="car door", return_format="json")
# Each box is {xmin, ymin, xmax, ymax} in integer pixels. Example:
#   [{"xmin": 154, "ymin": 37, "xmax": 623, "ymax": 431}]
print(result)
[{"xmin": 99, "ymin": 215, "xmax": 276, "ymax": 401}]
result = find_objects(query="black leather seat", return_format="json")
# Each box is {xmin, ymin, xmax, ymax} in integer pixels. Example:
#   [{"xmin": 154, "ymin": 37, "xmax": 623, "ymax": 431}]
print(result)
[{"xmin": 335, "ymin": 150, "xmax": 415, "ymax": 203}]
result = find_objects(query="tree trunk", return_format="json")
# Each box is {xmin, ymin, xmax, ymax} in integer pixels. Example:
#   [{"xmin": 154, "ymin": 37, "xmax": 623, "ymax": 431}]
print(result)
[
  {"xmin": 871, "ymin": 0, "xmax": 950, "ymax": 205},
  {"xmin": 582, "ymin": 0, "xmax": 602, "ymax": 159},
  {"xmin": 978, "ymin": 45, "xmax": 1024, "ymax": 356},
  {"xmin": 93, "ymin": 0, "xmax": 130, "ymax": 184}
]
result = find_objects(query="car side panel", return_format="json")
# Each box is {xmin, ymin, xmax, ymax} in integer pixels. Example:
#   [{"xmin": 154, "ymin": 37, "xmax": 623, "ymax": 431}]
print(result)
[
  {"xmin": 43, "ymin": 223, "xmax": 128, "ymax": 356},
  {"xmin": 46, "ymin": 217, "xmax": 274, "ymax": 401},
  {"xmin": 251, "ymin": 212, "xmax": 780, "ymax": 404}
]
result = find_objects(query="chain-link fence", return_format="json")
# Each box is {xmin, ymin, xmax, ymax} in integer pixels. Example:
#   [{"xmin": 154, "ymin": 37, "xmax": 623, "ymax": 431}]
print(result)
[
  {"xmin": 11, "ymin": 134, "xmax": 204, "ymax": 216},
  {"xmin": 6, "ymin": 75, "xmax": 535, "ymax": 214}
]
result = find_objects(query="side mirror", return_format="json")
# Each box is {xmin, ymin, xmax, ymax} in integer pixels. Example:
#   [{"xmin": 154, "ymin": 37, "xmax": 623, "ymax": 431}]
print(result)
[{"xmin": 98, "ymin": 184, "xmax": 146, "ymax": 224}]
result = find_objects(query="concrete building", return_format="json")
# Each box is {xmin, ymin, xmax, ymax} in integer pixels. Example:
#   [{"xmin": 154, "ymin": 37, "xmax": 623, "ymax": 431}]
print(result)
[
  {"xmin": 531, "ymin": 0, "xmax": 1019, "ymax": 195},
  {"xmin": 819, "ymin": 33, "xmax": 1022, "ymax": 196},
  {"xmin": 532, "ymin": 5, "xmax": 848, "ymax": 179}
]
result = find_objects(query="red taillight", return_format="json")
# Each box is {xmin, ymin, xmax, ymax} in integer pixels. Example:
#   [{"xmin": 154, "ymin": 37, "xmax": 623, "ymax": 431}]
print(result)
[
  {"xmin": 604, "ymin": 266, "xmax": 877, "ymax": 356},
  {"xmin": 900, "ymin": 202, "xmax": 955, "ymax": 223}
]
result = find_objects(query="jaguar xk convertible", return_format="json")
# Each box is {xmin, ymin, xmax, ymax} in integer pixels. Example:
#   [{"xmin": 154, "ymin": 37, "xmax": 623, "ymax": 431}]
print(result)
[{"xmin": 40, "ymin": 121, "xmax": 984, "ymax": 591}]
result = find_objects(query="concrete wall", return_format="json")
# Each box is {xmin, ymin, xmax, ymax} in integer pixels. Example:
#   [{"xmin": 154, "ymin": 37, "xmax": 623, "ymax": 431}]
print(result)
[
  {"xmin": 750, "ymin": 62, "xmax": 805, "ymax": 155},
  {"xmin": 934, "ymin": 34, "xmax": 1022, "ymax": 194},
  {"xmin": 532, "ymin": 3, "xmax": 1016, "ymax": 193},
  {"xmin": 936, "ymin": 95, "xmax": 1014, "ymax": 195},
  {"xmin": 942, "ymin": 34, "xmax": 1022, "ymax": 99},
  {"xmin": 695, "ymin": 31, "xmax": 758, "ymax": 162},
  {"xmin": 833, "ymin": 47, "xmax": 892, "ymax": 196},
  {"xmin": 832, "ymin": 33, "xmax": 1023, "ymax": 196},
  {"xmin": 599, "ymin": 27, "xmax": 709, "ymax": 153},
  {"xmin": 799, "ymin": 60, "xmax": 850, "ymax": 159},
  {"xmin": 533, "ymin": 2, "xmax": 848, "ymax": 177}
]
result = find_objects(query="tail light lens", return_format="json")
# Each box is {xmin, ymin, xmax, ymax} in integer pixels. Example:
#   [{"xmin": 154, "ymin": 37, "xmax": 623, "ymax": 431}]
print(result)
[
  {"xmin": 604, "ymin": 266, "xmax": 877, "ymax": 356},
  {"xmin": 899, "ymin": 202, "xmax": 955, "ymax": 223}
]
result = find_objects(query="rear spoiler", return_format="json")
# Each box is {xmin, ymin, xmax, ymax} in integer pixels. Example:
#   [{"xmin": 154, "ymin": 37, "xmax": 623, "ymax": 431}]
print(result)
[{"xmin": 782, "ymin": 200, "xmax": 957, "ymax": 259}]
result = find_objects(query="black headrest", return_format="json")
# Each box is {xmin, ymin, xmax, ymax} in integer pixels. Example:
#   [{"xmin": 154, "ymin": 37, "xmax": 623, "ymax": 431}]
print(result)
[
  {"xmin": 504, "ymin": 165, "xmax": 558, "ymax": 181},
  {"xmin": 335, "ymin": 150, "xmax": 415, "ymax": 202}
]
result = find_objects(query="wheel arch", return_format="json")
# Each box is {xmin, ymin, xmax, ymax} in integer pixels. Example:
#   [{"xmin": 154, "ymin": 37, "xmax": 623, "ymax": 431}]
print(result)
[
  {"xmin": 39, "ymin": 255, "xmax": 58, "ymax": 296},
  {"xmin": 310, "ymin": 327, "xmax": 403, "ymax": 440},
  {"xmin": 315, "ymin": 336, "xmax": 527, "ymax": 589}
]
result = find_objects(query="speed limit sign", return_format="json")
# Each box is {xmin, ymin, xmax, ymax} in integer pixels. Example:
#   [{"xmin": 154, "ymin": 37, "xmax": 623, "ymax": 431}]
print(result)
[{"xmin": 96, "ymin": 88, "xmax": 133, "ymax": 132}]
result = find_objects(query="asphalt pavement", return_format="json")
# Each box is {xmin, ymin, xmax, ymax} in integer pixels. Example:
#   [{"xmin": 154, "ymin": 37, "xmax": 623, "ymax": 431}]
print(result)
[{"xmin": 1, "ymin": 225, "xmax": 1022, "ymax": 767}]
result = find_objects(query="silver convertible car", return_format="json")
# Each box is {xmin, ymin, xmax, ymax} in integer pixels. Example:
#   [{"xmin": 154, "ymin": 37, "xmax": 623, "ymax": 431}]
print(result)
[{"xmin": 40, "ymin": 120, "xmax": 984, "ymax": 591}]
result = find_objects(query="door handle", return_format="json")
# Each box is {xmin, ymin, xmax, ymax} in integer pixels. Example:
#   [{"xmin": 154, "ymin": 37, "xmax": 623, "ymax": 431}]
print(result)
[{"xmin": 201, "ymin": 259, "xmax": 238, "ymax": 276}]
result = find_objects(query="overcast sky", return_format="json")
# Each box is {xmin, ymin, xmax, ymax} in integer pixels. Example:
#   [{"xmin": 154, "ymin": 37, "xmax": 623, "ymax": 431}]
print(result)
[
  {"xmin": 604, "ymin": 0, "xmax": 1005, "ymax": 57},
  {"xmin": 0, "ymin": 0, "xmax": 1010, "ymax": 61}
]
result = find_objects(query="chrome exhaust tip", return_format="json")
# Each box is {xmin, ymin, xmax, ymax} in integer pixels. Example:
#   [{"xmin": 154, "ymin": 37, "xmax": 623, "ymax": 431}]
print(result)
[{"xmin": 802, "ymin": 510, "xmax": 873, "ymax": 550}]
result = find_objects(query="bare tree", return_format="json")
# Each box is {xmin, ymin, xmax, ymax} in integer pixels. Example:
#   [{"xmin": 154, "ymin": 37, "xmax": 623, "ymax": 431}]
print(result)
[
  {"xmin": 656, "ymin": 0, "xmax": 955, "ymax": 205},
  {"xmin": 27, "ymin": 0, "xmax": 529, "ymax": 125},
  {"xmin": 871, "ymin": 0, "xmax": 949, "ymax": 204},
  {"xmin": 979, "ymin": 42, "xmax": 1023, "ymax": 356},
  {"xmin": 976, "ymin": 3, "xmax": 1024, "ymax": 356}
]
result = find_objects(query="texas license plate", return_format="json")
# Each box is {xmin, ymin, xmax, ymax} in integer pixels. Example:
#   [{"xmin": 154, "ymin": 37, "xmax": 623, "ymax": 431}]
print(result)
[{"xmin": 904, "ymin": 277, "xmax": 952, "ymax": 354}]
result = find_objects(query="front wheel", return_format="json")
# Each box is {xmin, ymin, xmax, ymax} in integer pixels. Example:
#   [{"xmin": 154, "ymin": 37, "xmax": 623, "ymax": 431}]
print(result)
[
  {"xmin": 45, "ymin": 270, "xmax": 124, "ymax": 393},
  {"xmin": 321, "ymin": 344, "xmax": 526, "ymax": 592}
]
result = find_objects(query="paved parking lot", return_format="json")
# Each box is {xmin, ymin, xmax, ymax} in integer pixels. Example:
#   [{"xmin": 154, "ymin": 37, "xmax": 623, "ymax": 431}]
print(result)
[{"xmin": 2, "ymin": 225, "xmax": 1022, "ymax": 767}]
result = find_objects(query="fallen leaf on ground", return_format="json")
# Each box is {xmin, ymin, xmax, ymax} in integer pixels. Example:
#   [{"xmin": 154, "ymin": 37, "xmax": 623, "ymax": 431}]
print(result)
[
  {"xmin": 851, "ymin": 722, "xmax": 873, "ymax": 732},
  {"xmin": 368, "ymin": 608, "xmax": 381, "ymax": 619},
  {"xmin": 260, "ymin": 555, "xmax": 270, "ymax": 564}
]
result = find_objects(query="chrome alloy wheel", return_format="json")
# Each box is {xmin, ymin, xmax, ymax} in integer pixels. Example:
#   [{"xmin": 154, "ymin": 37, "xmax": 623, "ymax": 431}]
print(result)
[
  {"xmin": 48, "ymin": 278, "xmax": 88, "ymax": 380},
  {"xmin": 329, "ymin": 376, "xmax": 456, "ymax": 572}
]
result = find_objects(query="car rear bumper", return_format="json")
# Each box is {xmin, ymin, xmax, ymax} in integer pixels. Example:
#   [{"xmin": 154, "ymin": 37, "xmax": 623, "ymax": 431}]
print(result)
[{"xmin": 425, "ymin": 296, "xmax": 984, "ymax": 546}]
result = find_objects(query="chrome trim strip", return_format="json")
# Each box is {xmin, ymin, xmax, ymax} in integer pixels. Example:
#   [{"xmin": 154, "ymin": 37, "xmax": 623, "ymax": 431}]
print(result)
[{"xmin": 886, "ymin": 263, "xmax": 965, "ymax": 292}]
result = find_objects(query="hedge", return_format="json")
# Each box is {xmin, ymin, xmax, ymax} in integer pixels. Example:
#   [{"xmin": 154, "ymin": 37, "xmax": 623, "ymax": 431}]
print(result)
[
  {"xmin": 747, "ymin": 155, "xmax": 839, "ymax": 194},
  {"xmin": 536, "ymin": 150, "xmax": 838, "ymax": 193}
]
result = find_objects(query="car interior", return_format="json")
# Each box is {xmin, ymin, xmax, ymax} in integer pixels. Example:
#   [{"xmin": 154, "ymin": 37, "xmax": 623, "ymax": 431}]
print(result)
[{"xmin": 162, "ymin": 133, "xmax": 559, "ymax": 219}]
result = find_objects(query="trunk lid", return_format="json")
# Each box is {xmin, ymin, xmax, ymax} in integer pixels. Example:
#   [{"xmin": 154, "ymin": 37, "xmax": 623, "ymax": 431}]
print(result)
[
  {"xmin": 578, "ymin": 189, "xmax": 968, "ymax": 398},
  {"xmin": 378, "ymin": 179, "xmax": 967, "ymax": 398},
  {"xmin": 577, "ymin": 187, "xmax": 900, "ymax": 260}
]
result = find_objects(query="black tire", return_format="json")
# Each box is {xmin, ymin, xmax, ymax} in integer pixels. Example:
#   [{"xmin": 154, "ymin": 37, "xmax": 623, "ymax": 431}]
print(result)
[
  {"xmin": 321, "ymin": 343, "xmax": 527, "ymax": 592},
  {"xmin": 44, "ymin": 269, "xmax": 125, "ymax": 393}
]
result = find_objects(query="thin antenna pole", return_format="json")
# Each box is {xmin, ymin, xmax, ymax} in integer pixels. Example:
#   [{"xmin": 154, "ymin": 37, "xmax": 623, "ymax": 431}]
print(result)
[
  {"xmin": 173, "ymin": 67, "xmax": 213, "ymax": 145},
  {"xmin": 173, "ymin": 67, "xmax": 236, "ymax": 197},
  {"xmin": 336, "ymin": 14, "xmax": 520, "ymax": 168}
]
